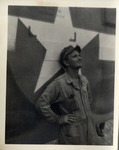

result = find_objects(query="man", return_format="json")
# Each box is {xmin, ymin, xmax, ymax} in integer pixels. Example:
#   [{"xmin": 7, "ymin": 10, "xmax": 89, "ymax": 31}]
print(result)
[{"xmin": 36, "ymin": 45, "xmax": 100, "ymax": 145}]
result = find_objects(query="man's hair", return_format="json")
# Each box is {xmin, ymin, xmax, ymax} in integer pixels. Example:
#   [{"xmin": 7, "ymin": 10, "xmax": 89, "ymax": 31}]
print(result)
[{"xmin": 59, "ymin": 45, "xmax": 81, "ymax": 68}]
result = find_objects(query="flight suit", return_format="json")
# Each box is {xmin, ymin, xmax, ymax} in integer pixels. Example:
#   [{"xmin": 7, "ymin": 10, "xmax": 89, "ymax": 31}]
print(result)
[{"xmin": 36, "ymin": 73, "xmax": 100, "ymax": 144}]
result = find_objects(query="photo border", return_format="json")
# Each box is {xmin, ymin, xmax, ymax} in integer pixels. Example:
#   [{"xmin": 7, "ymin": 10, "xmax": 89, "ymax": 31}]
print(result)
[{"xmin": 0, "ymin": 0, "xmax": 119, "ymax": 150}]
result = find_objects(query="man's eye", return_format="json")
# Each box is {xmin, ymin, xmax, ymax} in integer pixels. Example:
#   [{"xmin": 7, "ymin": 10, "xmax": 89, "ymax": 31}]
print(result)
[{"xmin": 72, "ymin": 55, "xmax": 80, "ymax": 58}]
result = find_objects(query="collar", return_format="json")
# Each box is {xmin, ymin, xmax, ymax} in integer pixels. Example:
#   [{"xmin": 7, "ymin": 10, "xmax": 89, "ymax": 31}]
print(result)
[
  {"xmin": 64, "ymin": 72, "xmax": 73, "ymax": 84},
  {"xmin": 65, "ymin": 73, "xmax": 81, "ymax": 90},
  {"xmin": 64, "ymin": 72, "xmax": 85, "ymax": 84}
]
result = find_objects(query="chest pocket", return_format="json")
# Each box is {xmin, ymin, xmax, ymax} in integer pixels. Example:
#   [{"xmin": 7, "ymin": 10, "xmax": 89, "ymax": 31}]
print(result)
[
  {"xmin": 58, "ymin": 83, "xmax": 80, "ymax": 113},
  {"xmin": 60, "ymin": 95, "xmax": 79, "ymax": 113}
]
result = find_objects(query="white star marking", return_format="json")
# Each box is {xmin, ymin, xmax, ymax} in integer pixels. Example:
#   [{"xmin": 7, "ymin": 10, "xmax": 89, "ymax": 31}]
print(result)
[
  {"xmin": 19, "ymin": 7, "xmax": 98, "ymax": 91},
  {"xmin": 8, "ymin": 7, "xmax": 115, "ymax": 92},
  {"xmin": 99, "ymin": 33, "xmax": 115, "ymax": 61}
]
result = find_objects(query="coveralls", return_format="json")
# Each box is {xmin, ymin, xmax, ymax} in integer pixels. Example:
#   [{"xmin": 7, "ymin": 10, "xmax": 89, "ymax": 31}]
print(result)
[{"xmin": 36, "ymin": 73, "xmax": 100, "ymax": 144}]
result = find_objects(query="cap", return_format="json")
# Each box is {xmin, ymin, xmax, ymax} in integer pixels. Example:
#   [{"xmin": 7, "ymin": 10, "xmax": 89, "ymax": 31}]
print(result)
[{"xmin": 59, "ymin": 45, "xmax": 81, "ymax": 68}]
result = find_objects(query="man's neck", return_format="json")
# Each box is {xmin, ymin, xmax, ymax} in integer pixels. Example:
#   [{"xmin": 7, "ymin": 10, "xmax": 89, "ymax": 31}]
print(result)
[{"xmin": 66, "ymin": 68, "xmax": 80, "ymax": 79}]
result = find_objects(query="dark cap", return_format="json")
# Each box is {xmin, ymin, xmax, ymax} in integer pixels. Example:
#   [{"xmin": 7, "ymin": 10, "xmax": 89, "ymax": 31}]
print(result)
[{"xmin": 59, "ymin": 45, "xmax": 81, "ymax": 68}]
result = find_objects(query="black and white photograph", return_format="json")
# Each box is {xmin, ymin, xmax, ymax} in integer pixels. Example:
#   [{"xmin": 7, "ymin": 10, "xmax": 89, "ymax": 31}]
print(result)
[{"xmin": 5, "ymin": 5, "xmax": 116, "ymax": 145}]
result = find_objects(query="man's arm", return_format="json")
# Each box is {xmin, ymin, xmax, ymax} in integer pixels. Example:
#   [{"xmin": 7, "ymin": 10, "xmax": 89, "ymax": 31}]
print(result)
[
  {"xmin": 36, "ymin": 81, "xmax": 60, "ymax": 124},
  {"xmin": 36, "ymin": 81, "xmax": 76, "ymax": 125}
]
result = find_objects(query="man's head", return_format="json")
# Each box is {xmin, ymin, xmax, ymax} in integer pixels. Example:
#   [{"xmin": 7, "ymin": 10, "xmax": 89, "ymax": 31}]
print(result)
[{"xmin": 59, "ymin": 45, "xmax": 82, "ymax": 69}]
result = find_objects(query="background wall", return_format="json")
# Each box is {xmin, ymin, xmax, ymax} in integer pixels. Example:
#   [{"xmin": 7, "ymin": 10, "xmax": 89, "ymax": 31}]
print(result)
[{"xmin": 6, "ymin": 6, "xmax": 115, "ymax": 144}]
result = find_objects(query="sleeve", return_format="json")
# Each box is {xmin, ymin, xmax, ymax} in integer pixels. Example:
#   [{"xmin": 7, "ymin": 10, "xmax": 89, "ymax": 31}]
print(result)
[{"xmin": 36, "ymin": 81, "xmax": 60, "ymax": 124}]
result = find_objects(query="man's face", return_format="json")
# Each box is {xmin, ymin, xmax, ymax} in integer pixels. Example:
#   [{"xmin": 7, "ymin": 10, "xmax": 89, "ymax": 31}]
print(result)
[{"xmin": 64, "ymin": 50, "xmax": 82, "ymax": 69}]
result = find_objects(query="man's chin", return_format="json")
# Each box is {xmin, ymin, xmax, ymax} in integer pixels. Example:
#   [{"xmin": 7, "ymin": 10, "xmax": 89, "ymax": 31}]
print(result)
[
  {"xmin": 72, "ymin": 64, "xmax": 83, "ymax": 70},
  {"xmin": 74, "ymin": 66, "xmax": 82, "ymax": 70},
  {"xmin": 78, "ymin": 64, "xmax": 83, "ymax": 69}
]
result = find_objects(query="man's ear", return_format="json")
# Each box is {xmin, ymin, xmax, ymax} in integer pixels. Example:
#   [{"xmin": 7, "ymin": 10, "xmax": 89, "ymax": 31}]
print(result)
[{"xmin": 63, "ymin": 59, "xmax": 69, "ymax": 67}]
